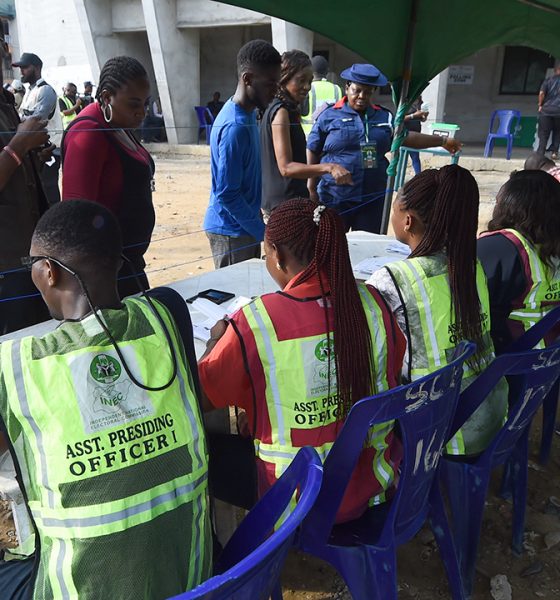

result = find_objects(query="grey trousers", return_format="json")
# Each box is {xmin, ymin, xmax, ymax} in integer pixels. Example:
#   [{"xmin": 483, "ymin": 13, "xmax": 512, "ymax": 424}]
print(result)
[{"xmin": 206, "ymin": 232, "xmax": 261, "ymax": 269}]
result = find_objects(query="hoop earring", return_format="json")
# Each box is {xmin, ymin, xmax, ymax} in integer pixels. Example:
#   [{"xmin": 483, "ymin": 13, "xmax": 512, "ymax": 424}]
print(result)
[{"xmin": 102, "ymin": 103, "xmax": 113, "ymax": 123}]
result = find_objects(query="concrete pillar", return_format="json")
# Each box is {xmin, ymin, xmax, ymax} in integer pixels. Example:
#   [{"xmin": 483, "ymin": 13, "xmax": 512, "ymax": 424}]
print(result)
[
  {"xmin": 421, "ymin": 68, "xmax": 449, "ymax": 128},
  {"xmin": 73, "ymin": 0, "xmax": 120, "ymax": 82},
  {"xmin": 271, "ymin": 18, "xmax": 313, "ymax": 57},
  {"xmin": 142, "ymin": 0, "xmax": 200, "ymax": 144}
]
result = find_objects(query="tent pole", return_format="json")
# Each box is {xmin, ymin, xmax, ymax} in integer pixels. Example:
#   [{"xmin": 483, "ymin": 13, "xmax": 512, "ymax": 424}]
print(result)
[{"xmin": 380, "ymin": 0, "xmax": 419, "ymax": 234}]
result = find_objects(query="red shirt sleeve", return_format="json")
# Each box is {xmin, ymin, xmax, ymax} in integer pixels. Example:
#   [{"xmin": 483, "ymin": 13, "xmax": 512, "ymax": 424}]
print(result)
[
  {"xmin": 61, "ymin": 120, "xmax": 123, "ymax": 214},
  {"xmin": 198, "ymin": 320, "xmax": 254, "ymax": 414}
]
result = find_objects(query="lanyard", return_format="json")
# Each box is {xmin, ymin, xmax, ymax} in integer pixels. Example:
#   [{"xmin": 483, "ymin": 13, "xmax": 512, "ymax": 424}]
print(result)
[{"xmin": 364, "ymin": 113, "xmax": 369, "ymax": 142}]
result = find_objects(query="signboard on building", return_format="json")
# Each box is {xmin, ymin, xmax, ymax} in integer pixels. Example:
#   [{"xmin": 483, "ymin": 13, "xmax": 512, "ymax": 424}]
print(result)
[{"xmin": 448, "ymin": 65, "xmax": 475, "ymax": 85}]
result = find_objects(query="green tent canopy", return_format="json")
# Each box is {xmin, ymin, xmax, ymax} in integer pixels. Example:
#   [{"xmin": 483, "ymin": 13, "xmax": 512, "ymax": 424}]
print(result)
[
  {"xmin": 222, "ymin": 0, "xmax": 560, "ymax": 230},
  {"xmin": 222, "ymin": 0, "xmax": 560, "ymax": 99}
]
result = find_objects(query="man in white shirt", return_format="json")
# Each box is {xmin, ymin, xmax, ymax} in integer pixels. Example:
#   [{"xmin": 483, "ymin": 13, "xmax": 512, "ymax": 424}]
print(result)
[{"xmin": 13, "ymin": 52, "xmax": 60, "ymax": 205}]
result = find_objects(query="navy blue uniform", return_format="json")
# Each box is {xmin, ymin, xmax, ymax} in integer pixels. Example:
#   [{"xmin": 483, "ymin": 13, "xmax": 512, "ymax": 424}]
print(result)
[{"xmin": 307, "ymin": 97, "xmax": 394, "ymax": 233}]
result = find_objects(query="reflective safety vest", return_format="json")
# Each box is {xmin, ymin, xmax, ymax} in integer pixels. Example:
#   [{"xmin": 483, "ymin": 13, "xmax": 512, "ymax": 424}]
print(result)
[
  {"xmin": 480, "ymin": 228, "xmax": 560, "ymax": 347},
  {"xmin": 301, "ymin": 79, "xmax": 343, "ymax": 136},
  {"xmin": 386, "ymin": 255, "xmax": 508, "ymax": 456},
  {"xmin": 59, "ymin": 95, "xmax": 78, "ymax": 130},
  {"xmin": 0, "ymin": 297, "xmax": 211, "ymax": 599},
  {"xmin": 235, "ymin": 283, "xmax": 401, "ymax": 521}
]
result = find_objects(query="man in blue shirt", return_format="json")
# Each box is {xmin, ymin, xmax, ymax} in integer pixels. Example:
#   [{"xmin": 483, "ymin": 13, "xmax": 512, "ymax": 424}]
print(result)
[{"xmin": 204, "ymin": 40, "xmax": 281, "ymax": 268}]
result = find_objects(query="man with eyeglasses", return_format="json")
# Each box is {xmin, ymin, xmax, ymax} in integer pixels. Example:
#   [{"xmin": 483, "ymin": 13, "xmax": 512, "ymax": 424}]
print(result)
[
  {"xmin": 0, "ymin": 199, "xmax": 211, "ymax": 599},
  {"xmin": 0, "ymin": 35, "xmax": 51, "ymax": 335}
]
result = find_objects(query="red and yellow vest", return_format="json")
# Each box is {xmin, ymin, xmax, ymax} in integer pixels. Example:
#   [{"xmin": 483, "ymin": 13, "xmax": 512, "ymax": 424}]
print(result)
[
  {"xmin": 230, "ymin": 283, "xmax": 401, "ymax": 522},
  {"xmin": 480, "ymin": 228, "xmax": 560, "ymax": 347}
]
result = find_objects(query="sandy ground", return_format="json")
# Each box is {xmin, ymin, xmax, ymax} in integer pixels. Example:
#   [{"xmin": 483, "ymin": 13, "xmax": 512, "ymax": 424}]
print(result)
[{"xmin": 146, "ymin": 154, "xmax": 560, "ymax": 599}]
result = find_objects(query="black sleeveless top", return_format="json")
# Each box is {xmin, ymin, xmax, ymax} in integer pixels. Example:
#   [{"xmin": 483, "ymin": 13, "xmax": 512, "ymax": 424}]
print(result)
[{"xmin": 260, "ymin": 98, "xmax": 309, "ymax": 213}]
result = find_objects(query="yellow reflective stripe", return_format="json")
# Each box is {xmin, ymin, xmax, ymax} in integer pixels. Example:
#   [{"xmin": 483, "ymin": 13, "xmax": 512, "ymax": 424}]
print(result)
[
  {"xmin": 244, "ymin": 300, "xmax": 286, "ymax": 446},
  {"xmin": 31, "ymin": 470, "xmax": 207, "ymax": 539},
  {"xmin": 367, "ymin": 424, "xmax": 396, "ymax": 486},
  {"xmin": 357, "ymin": 284, "xmax": 389, "ymax": 391},
  {"xmin": 47, "ymin": 538, "xmax": 71, "ymax": 600}
]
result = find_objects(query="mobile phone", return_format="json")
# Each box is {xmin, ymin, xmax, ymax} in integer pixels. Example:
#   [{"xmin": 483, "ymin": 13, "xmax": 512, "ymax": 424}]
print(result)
[{"xmin": 186, "ymin": 288, "xmax": 235, "ymax": 305}]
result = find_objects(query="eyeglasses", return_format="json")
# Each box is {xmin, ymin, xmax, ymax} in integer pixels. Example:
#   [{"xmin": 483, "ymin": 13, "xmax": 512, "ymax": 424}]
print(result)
[{"xmin": 21, "ymin": 255, "xmax": 79, "ymax": 278}]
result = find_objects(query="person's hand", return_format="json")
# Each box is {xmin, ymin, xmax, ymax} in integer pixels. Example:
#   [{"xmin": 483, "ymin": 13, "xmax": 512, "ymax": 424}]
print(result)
[
  {"xmin": 75, "ymin": 97, "xmax": 82, "ymax": 109},
  {"xmin": 10, "ymin": 117, "xmax": 49, "ymax": 155},
  {"xmin": 442, "ymin": 137, "xmax": 463, "ymax": 155},
  {"xmin": 329, "ymin": 164, "xmax": 353, "ymax": 185},
  {"xmin": 416, "ymin": 110, "xmax": 429, "ymax": 122},
  {"xmin": 36, "ymin": 142, "xmax": 56, "ymax": 164},
  {"xmin": 208, "ymin": 319, "xmax": 228, "ymax": 344},
  {"xmin": 236, "ymin": 409, "xmax": 251, "ymax": 438},
  {"xmin": 538, "ymin": 105, "xmax": 543, "ymax": 113}
]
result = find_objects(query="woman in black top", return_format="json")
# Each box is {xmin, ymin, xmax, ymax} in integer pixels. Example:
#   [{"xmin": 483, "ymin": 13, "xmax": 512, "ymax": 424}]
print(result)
[{"xmin": 260, "ymin": 50, "xmax": 351, "ymax": 216}]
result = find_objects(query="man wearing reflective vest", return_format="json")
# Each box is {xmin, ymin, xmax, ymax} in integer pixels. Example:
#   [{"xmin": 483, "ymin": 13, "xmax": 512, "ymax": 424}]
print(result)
[
  {"xmin": 0, "ymin": 200, "xmax": 211, "ymax": 599},
  {"xmin": 300, "ymin": 55, "xmax": 343, "ymax": 137},
  {"xmin": 58, "ymin": 83, "xmax": 82, "ymax": 130}
]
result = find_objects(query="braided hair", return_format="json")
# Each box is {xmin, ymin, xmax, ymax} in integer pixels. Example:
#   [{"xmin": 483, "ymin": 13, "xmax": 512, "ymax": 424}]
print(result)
[
  {"xmin": 95, "ymin": 56, "xmax": 148, "ymax": 102},
  {"xmin": 400, "ymin": 164, "xmax": 484, "ymax": 355},
  {"xmin": 277, "ymin": 50, "xmax": 311, "ymax": 109},
  {"xmin": 266, "ymin": 199, "xmax": 373, "ymax": 414}
]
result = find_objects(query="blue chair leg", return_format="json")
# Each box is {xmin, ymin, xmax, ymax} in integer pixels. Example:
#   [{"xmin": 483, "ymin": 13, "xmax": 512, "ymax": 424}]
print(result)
[
  {"xmin": 506, "ymin": 136, "xmax": 513, "ymax": 160},
  {"xmin": 539, "ymin": 380, "xmax": 559, "ymax": 464},
  {"xmin": 440, "ymin": 459, "xmax": 490, "ymax": 598},
  {"xmin": 510, "ymin": 427, "xmax": 529, "ymax": 555},
  {"xmin": 271, "ymin": 581, "xmax": 283, "ymax": 600},
  {"xmin": 429, "ymin": 485, "xmax": 466, "ymax": 600},
  {"xmin": 483, "ymin": 137, "xmax": 493, "ymax": 158}
]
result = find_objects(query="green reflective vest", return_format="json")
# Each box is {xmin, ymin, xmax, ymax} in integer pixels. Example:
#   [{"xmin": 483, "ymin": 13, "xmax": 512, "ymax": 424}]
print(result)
[
  {"xmin": 59, "ymin": 96, "xmax": 77, "ymax": 129},
  {"xmin": 241, "ymin": 284, "xmax": 397, "ymax": 509},
  {"xmin": 301, "ymin": 79, "xmax": 343, "ymax": 136},
  {"xmin": 386, "ymin": 255, "xmax": 508, "ymax": 455},
  {"xmin": 501, "ymin": 228, "xmax": 560, "ymax": 343},
  {"xmin": 0, "ymin": 297, "xmax": 211, "ymax": 599}
]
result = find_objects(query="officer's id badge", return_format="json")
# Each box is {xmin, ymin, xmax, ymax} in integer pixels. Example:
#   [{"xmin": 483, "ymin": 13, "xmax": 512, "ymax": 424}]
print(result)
[{"xmin": 361, "ymin": 142, "xmax": 377, "ymax": 169}]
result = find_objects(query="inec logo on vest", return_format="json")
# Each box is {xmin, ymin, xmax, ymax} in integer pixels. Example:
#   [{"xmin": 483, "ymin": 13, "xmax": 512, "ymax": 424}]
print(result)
[
  {"xmin": 315, "ymin": 338, "xmax": 334, "ymax": 362},
  {"xmin": 90, "ymin": 354, "xmax": 122, "ymax": 385}
]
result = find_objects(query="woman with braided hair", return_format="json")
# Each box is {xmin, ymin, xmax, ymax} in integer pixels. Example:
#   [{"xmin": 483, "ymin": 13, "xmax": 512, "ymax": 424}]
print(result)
[
  {"xmin": 199, "ymin": 198, "xmax": 405, "ymax": 520},
  {"xmin": 61, "ymin": 56, "xmax": 155, "ymax": 298},
  {"xmin": 368, "ymin": 164, "xmax": 508, "ymax": 456},
  {"xmin": 260, "ymin": 50, "xmax": 351, "ymax": 217}
]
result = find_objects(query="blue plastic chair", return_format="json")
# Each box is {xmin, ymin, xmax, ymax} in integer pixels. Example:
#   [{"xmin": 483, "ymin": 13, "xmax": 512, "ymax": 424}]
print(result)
[
  {"xmin": 483, "ymin": 109, "xmax": 521, "ymax": 159},
  {"xmin": 194, "ymin": 106, "xmax": 214, "ymax": 144},
  {"xmin": 436, "ymin": 332, "xmax": 560, "ymax": 597},
  {"xmin": 169, "ymin": 447, "xmax": 323, "ymax": 600},
  {"xmin": 297, "ymin": 342, "xmax": 475, "ymax": 600},
  {"xmin": 502, "ymin": 306, "xmax": 560, "ymax": 465}
]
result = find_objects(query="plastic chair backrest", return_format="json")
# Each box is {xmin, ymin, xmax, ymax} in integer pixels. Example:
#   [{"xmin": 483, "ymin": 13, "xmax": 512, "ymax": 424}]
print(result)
[
  {"xmin": 169, "ymin": 447, "xmax": 323, "ymax": 600},
  {"xmin": 301, "ymin": 342, "xmax": 475, "ymax": 546},
  {"xmin": 489, "ymin": 109, "xmax": 521, "ymax": 136},
  {"xmin": 194, "ymin": 106, "xmax": 214, "ymax": 126},
  {"xmin": 505, "ymin": 305, "xmax": 560, "ymax": 353},
  {"xmin": 451, "ymin": 340, "xmax": 560, "ymax": 468}
]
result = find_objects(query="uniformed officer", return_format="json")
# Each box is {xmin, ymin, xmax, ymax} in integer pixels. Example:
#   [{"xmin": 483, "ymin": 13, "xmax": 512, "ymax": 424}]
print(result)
[{"xmin": 307, "ymin": 63, "xmax": 461, "ymax": 233}]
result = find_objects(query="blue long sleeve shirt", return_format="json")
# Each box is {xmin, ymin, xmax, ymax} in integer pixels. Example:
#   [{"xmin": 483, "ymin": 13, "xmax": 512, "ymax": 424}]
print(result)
[{"xmin": 203, "ymin": 99, "xmax": 265, "ymax": 241}]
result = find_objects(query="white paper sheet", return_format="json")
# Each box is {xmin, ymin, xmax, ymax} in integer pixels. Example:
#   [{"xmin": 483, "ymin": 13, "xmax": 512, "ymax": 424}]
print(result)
[{"xmin": 353, "ymin": 255, "xmax": 402, "ymax": 276}]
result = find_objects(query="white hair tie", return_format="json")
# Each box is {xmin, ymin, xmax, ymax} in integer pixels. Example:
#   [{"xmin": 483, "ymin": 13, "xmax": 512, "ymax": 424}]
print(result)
[{"xmin": 313, "ymin": 204, "xmax": 326, "ymax": 226}]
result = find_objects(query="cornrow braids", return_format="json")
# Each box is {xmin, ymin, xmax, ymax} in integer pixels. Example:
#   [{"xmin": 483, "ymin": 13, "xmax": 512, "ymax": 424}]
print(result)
[
  {"xmin": 400, "ymin": 165, "xmax": 484, "ymax": 363},
  {"xmin": 266, "ymin": 199, "xmax": 374, "ymax": 414},
  {"xmin": 95, "ymin": 56, "xmax": 148, "ymax": 102}
]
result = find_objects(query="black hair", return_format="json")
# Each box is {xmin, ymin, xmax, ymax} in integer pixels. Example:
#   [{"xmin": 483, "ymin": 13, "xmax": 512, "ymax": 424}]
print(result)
[
  {"xmin": 236, "ymin": 39, "xmax": 281, "ymax": 78},
  {"xmin": 524, "ymin": 151, "xmax": 555, "ymax": 171},
  {"xmin": 488, "ymin": 169, "xmax": 560, "ymax": 265},
  {"xmin": 32, "ymin": 200, "xmax": 122, "ymax": 272},
  {"xmin": 95, "ymin": 56, "xmax": 148, "ymax": 102},
  {"xmin": 400, "ymin": 165, "xmax": 484, "ymax": 364},
  {"xmin": 279, "ymin": 50, "xmax": 311, "ymax": 89}
]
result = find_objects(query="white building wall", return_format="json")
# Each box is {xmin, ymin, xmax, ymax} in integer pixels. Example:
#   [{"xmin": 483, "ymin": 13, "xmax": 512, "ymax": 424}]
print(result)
[
  {"xmin": 444, "ymin": 47, "xmax": 540, "ymax": 143},
  {"xmin": 14, "ymin": 0, "xmax": 92, "ymax": 96},
  {"xmin": 176, "ymin": 0, "xmax": 269, "ymax": 27}
]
